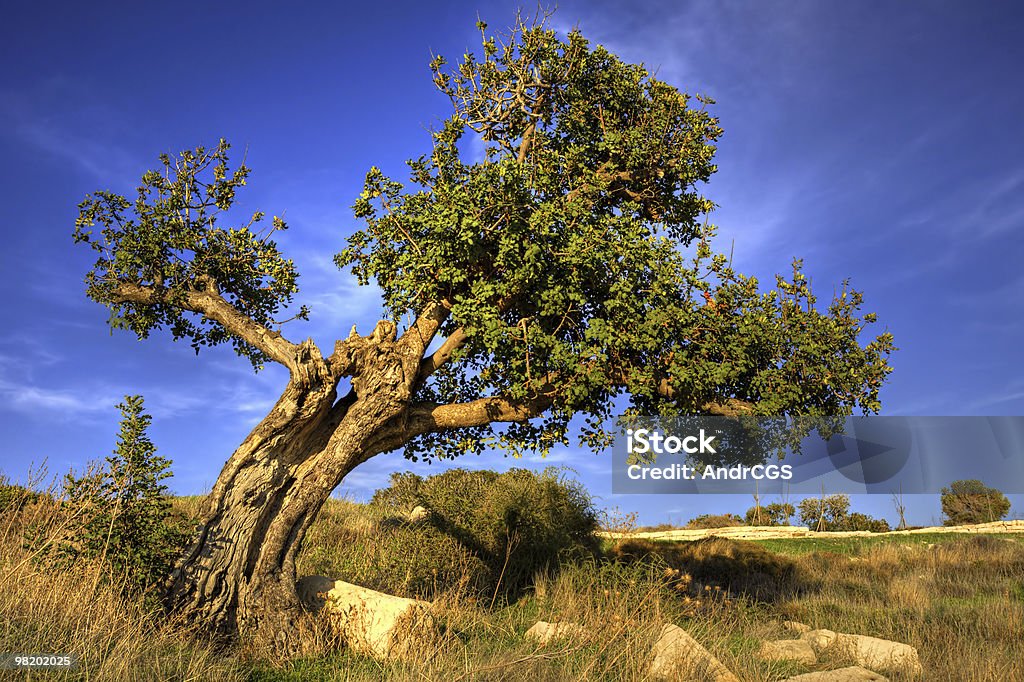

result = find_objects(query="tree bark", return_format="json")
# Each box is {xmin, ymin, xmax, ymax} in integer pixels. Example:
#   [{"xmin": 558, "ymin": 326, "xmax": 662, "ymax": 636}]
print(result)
[{"xmin": 165, "ymin": 329, "xmax": 417, "ymax": 652}]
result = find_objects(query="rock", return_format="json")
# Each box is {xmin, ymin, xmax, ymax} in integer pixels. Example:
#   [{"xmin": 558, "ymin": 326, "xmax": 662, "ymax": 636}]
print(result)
[
  {"xmin": 834, "ymin": 633, "xmax": 922, "ymax": 677},
  {"xmin": 408, "ymin": 505, "xmax": 430, "ymax": 523},
  {"xmin": 782, "ymin": 666, "xmax": 889, "ymax": 681},
  {"xmin": 321, "ymin": 579, "xmax": 436, "ymax": 660},
  {"xmin": 801, "ymin": 628, "xmax": 839, "ymax": 652},
  {"xmin": 782, "ymin": 620, "xmax": 812, "ymax": 634},
  {"xmin": 524, "ymin": 621, "xmax": 585, "ymax": 645},
  {"xmin": 758, "ymin": 638, "xmax": 817, "ymax": 664},
  {"xmin": 649, "ymin": 623, "xmax": 740, "ymax": 681}
]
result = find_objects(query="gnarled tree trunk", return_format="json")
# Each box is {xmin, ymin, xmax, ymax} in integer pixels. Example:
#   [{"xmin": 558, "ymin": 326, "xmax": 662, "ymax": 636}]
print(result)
[{"xmin": 166, "ymin": 325, "xmax": 419, "ymax": 652}]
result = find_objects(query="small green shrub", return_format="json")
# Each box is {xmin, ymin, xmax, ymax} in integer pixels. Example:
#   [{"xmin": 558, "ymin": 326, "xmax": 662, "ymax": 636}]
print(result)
[
  {"xmin": 0, "ymin": 474, "xmax": 45, "ymax": 513},
  {"xmin": 323, "ymin": 524, "xmax": 492, "ymax": 600},
  {"xmin": 369, "ymin": 467, "xmax": 600, "ymax": 601},
  {"xmin": 33, "ymin": 396, "xmax": 187, "ymax": 600},
  {"xmin": 686, "ymin": 513, "xmax": 744, "ymax": 529}
]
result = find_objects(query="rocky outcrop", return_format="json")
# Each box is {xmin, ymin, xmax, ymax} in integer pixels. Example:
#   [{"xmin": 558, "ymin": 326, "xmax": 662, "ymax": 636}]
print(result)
[
  {"xmin": 649, "ymin": 623, "xmax": 740, "ymax": 681},
  {"xmin": 782, "ymin": 620, "xmax": 812, "ymax": 635}
]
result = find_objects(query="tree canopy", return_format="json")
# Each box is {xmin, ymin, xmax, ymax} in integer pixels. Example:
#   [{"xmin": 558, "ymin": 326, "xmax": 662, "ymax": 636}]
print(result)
[{"xmin": 74, "ymin": 14, "xmax": 894, "ymax": 464}]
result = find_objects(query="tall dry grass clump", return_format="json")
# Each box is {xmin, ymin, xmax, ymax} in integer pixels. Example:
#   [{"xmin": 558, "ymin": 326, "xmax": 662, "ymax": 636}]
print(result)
[{"xmin": 0, "ymin": 469, "xmax": 242, "ymax": 682}]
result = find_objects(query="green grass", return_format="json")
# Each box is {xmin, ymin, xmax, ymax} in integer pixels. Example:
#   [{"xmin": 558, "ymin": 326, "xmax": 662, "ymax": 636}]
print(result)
[{"xmin": 748, "ymin": 532, "xmax": 1024, "ymax": 556}]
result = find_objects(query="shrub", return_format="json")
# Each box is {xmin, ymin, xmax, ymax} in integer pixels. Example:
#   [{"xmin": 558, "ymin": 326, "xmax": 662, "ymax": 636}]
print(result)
[
  {"xmin": 0, "ymin": 474, "xmax": 45, "ymax": 513},
  {"xmin": 39, "ymin": 396, "xmax": 187, "ymax": 599},
  {"xmin": 369, "ymin": 467, "xmax": 600, "ymax": 601},
  {"xmin": 941, "ymin": 479, "xmax": 1011, "ymax": 525},
  {"xmin": 686, "ymin": 513, "xmax": 744, "ymax": 529},
  {"xmin": 843, "ymin": 511, "xmax": 891, "ymax": 532}
]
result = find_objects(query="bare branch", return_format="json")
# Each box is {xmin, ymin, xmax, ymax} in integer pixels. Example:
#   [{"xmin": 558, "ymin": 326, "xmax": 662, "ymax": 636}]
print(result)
[{"xmin": 107, "ymin": 282, "xmax": 300, "ymax": 370}]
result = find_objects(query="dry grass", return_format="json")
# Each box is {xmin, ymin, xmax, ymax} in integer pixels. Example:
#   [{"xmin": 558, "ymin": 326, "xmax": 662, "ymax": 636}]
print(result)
[
  {"xmin": 0, "ymin": 474, "xmax": 243, "ymax": 682},
  {"xmin": 4, "ymin": 483, "xmax": 1023, "ymax": 681}
]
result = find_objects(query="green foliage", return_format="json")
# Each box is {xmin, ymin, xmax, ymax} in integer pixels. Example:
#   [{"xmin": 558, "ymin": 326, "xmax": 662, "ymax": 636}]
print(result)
[
  {"xmin": 73, "ymin": 12, "xmax": 895, "ymax": 465},
  {"xmin": 844, "ymin": 511, "xmax": 890, "ymax": 533},
  {"xmin": 795, "ymin": 495, "xmax": 888, "ymax": 532},
  {"xmin": 745, "ymin": 502, "xmax": 795, "ymax": 526},
  {"xmin": 797, "ymin": 494, "xmax": 850, "ymax": 531},
  {"xmin": 337, "ymin": 16, "xmax": 894, "ymax": 460},
  {"xmin": 0, "ymin": 474, "xmax": 44, "ymax": 513},
  {"xmin": 370, "ymin": 467, "xmax": 600, "ymax": 600},
  {"xmin": 53, "ymin": 396, "xmax": 188, "ymax": 597},
  {"xmin": 941, "ymin": 479, "xmax": 1011, "ymax": 526},
  {"xmin": 686, "ymin": 513, "xmax": 744, "ymax": 529},
  {"xmin": 73, "ymin": 141, "xmax": 305, "ymax": 370}
]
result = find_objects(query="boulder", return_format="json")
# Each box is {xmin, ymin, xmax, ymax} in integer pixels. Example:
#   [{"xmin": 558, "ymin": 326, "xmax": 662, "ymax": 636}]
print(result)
[
  {"xmin": 801, "ymin": 628, "xmax": 839, "ymax": 652},
  {"xmin": 782, "ymin": 620, "xmax": 812, "ymax": 635},
  {"xmin": 758, "ymin": 638, "xmax": 817, "ymax": 665},
  {"xmin": 524, "ymin": 621, "xmax": 585, "ymax": 645},
  {"xmin": 312, "ymin": 578, "xmax": 436, "ymax": 660},
  {"xmin": 834, "ymin": 633, "xmax": 922, "ymax": 677},
  {"xmin": 649, "ymin": 623, "xmax": 740, "ymax": 681},
  {"xmin": 782, "ymin": 666, "xmax": 889, "ymax": 681}
]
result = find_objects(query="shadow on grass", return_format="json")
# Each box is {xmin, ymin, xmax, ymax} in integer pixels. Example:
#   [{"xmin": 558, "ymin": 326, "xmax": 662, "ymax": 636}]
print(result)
[{"xmin": 607, "ymin": 537, "xmax": 820, "ymax": 603}]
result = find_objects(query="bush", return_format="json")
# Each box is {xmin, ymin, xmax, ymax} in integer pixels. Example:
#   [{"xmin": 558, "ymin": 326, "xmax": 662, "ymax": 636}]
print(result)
[
  {"xmin": 36, "ymin": 396, "xmax": 187, "ymax": 599},
  {"xmin": 369, "ymin": 467, "xmax": 599, "ymax": 601},
  {"xmin": 0, "ymin": 474, "xmax": 45, "ymax": 513},
  {"xmin": 686, "ymin": 513, "xmax": 744, "ymax": 529},
  {"xmin": 843, "ymin": 511, "xmax": 890, "ymax": 533},
  {"xmin": 941, "ymin": 479, "xmax": 1011, "ymax": 525}
]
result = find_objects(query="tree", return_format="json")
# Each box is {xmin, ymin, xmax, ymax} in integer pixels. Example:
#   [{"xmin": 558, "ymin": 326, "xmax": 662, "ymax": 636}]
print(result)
[
  {"xmin": 72, "ymin": 14, "xmax": 894, "ymax": 650},
  {"xmin": 745, "ymin": 501, "xmax": 795, "ymax": 526},
  {"xmin": 61, "ymin": 396, "xmax": 185, "ymax": 597},
  {"xmin": 797, "ymin": 494, "xmax": 851, "ymax": 531},
  {"xmin": 941, "ymin": 479, "xmax": 1010, "ymax": 526}
]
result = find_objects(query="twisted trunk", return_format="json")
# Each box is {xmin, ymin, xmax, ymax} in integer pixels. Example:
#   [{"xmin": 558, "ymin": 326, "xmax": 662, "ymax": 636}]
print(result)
[{"xmin": 166, "ymin": 329, "xmax": 417, "ymax": 651}]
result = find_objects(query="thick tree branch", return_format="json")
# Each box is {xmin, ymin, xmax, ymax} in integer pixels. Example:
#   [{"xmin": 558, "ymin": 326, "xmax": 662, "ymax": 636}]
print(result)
[{"xmin": 107, "ymin": 282, "xmax": 300, "ymax": 369}]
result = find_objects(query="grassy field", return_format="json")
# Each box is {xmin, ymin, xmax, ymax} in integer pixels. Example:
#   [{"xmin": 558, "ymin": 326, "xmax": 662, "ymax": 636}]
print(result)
[{"xmin": 2, "ymin": 491, "xmax": 1023, "ymax": 681}]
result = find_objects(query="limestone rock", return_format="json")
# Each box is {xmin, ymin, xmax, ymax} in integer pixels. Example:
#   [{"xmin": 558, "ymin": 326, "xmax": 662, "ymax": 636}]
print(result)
[
  {"xmin": 649, "ymin": 623, "xmax": 740, "ymax": 681},
  {"xmin": 758, "ymin": 638, "xmax": 817, "ymax": 664},
  {"xmin": 782, "ymin": 620, "xmax": 812, "ymax": 634},
  {"xmin": 782, "ymin": 666, "xmax": 889, "ymax": 681},
  {"xmin": 321, "ymin": 579, "xmax": 436, "ymax": 660},
  {"xmin": 801, "ymin": 628, "xmax": 839, "ymax": 652},
  {"xmin": 834, "ymin": 633, "xmax": 922, "ymax": 677},
  {"xmin": 524, "ymin": 621, "xmax": 585, "ymax": 645}
]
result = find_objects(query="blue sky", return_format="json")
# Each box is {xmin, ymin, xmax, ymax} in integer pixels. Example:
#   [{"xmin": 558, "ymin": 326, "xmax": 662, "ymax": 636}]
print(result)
[{"xmin": 1, "ymin": 1, "xmax": 1022, "ymax": 527}]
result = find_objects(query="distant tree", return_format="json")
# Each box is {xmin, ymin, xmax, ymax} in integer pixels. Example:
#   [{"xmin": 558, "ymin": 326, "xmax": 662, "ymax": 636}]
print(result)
[
  {"xmin": 798, "ymin": 494, "xmax": 850, "ymax": 531},
  {"xmin": 941, "ymin": 479, "xmax": 1011, "ymax": 526},
  {"xmin": 71, "ymin": 12, "xmax": 894, "ymax": 650},
  {"xmin": 745, "ymin": 502, "xmax": 796, "ymax": 526}
]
